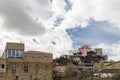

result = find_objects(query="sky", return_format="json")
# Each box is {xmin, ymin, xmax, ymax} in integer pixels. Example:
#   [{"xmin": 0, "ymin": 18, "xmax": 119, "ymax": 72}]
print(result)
[{"xmin": 0, "ymin": 0, "xmax": 120, "ymax": 60}]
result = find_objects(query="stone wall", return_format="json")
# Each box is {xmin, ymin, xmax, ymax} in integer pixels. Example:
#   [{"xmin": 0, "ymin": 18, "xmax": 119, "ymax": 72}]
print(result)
[
  {"xmin": 0, "ymin": 72, "xmax": 5, "ymax": 80},
  {"xmin": 6, "ymin": 62, "xmax": 53, "ymax": 80}
]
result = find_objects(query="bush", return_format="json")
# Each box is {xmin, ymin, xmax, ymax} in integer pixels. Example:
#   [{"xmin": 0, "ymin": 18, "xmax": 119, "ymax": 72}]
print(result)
[{"xmin": 60, "ymin": 78, "xmax": 67, "ymax": 80}]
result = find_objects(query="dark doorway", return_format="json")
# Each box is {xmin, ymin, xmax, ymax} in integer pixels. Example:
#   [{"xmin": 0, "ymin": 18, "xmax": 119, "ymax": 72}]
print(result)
[{"xmin": 16, "ymin": 76, "xmax": 18, "ymax": 80}]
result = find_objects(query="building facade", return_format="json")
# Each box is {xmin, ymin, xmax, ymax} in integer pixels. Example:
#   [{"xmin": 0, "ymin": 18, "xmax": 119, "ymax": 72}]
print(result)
[
  {"xmin": 0, "ymin": 42, "xmax": 53, "ymax": 80},
  {"xmin": 99, "ymin": 61, "xmax": 120, "ymax": 78}
]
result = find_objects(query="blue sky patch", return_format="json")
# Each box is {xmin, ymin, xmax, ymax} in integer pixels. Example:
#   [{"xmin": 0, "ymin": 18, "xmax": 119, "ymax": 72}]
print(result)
[
  {"xmin": 64, "ymin": 0, "xmax": 72, "ymax": 12},
  {"xmin": 66, "ymin": 19, "xmax": 120, "ymax": 48},
  {"xmin": 54, "ymin": 15, "xmax": 64, "ymax": 27}
]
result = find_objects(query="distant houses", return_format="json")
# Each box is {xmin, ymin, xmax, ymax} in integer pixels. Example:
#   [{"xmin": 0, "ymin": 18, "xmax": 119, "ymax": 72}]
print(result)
[
  {"xmin": 54, "ymin": 45, "xmax": 108, "ymax": 72},
  {"xmin": 0, "ymin": 43, "xmax": 120, "ymax": 80},
  {"xmin": 99, "ymin": 61, "xmax": 120, "ymax": 78},
  {"xmin": 53, "ymin": 45, "xmax": 120, "ymax": 80}
]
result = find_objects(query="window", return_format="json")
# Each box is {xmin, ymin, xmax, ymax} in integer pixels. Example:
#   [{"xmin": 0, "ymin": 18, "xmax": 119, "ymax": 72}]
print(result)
[
  {"xmin": 2, "ymin": 64, "xmax": 4, "ymax": 69},
  {"xmin": 19, "ymin": 50, "xmax": 23, "ymax": 57},
  {"xmin": 16, "ymin": 50, "xmax": 20, "ymax": 57},
  {"xmin": 30, "ymin": 75, "xmax": 32, "ymax": 80},
  {"xmin": 0, "ymin": 64, "xmax": 4, "ymax": 69},
  {"xmin": 36, "ymin": 64, "xmax": 39, "ymax": 72},
  {"xmin": 24, "ymin": 64, "xmax": 28, "ymax": 72},
  {"xmin": 16, "ymin": 76, "xmax": 18, "ymax": 80},
  {"xmin": 13, "ymin": 50, "xmax": 15, "ymax": 57},
  {"xmin": 7, "ymin": 50, "xmax": 12, "ymax": 57},
  {"xmin": 12, "ymin": 64, "xmax": 16, "ymax": 72},
  {"xmin": 44, "ymin": 75, "xmax": 46, "ymax": 80},
  {"xmin": 7, "ymin": 49, "xmax": 23, "ymax": 58}
]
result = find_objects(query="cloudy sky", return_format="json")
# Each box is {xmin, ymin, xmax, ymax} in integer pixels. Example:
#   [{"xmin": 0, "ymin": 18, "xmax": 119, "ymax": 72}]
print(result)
[{"xmin": 0, "ymin": 0, "xmax": 120, "ymax": 60}]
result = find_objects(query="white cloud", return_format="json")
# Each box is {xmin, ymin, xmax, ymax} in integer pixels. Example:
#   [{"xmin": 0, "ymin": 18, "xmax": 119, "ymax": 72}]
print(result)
[
  {"xmin": 0, "ymin": 0, "xmax": 73, "ymax": 58},
  {"xmin": 51, "ymin": 0, "xmax": 67, "ymax": 16},
  {"xmin": 59, "ymin": 0, "xmax": 120, "ymax": 30},
  {"xmin": 93, "ymin": 43, "xmax": 120, "ymax": 61},
  {"xmin": 58, "ymin": 0, "xmax": 91, "ymax": 29},
  {"xmin": 0, "ymin": 0, "xmax": 50, "ymax": 36},
  {"xmin": 0, "ymin": 28, "xmax": 73, "ymax": 58},
  {"xmin": 90, "ymin": 0, "xmax": 120, "ymax": 28},
  {"xmin": 0, "ymin": 0, "xmax": 120, "ymax": 60},
  {"xmin": 24, "ymin": 0, "xmax": 52, "ymax": 20}
]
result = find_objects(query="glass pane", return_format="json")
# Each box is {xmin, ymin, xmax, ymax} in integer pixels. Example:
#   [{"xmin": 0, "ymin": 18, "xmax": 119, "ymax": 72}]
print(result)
[
  {"xmin": 24, "ymin": 64, "xmax": 28, "ymax": 72},
  {"xmin": 36, "ymin": 64, "xmax": 39, "ymax": 72},
  {"xmin": 7, "ymin": 50, "xmax": 11, "ymax": 57},
  {"xmin": 30, "ymin": 75, "xmax": 32, "ymax": 80},
  {"xmin": 44, "ymin": 75, "xmax": 46, "ymax": 80},
  {"xmin": 25, "ymin": 64, "xmax": 28, "ymax": 67},
  {"xmin": 20, "ymin": 50, "xmax": 23, "ymax": 57},
  {"xmin": 0, "ymin": 64, "xmax": 4, "ymax": 69},
  {"xmin": 16, "ymin": 50, "xmax": 20, "ymax": 57},
  {"xmin": 12, "ymin": 64, "xmax": 16, "ymax": 71},
  {"xmin": 12, "ymin": 50, "xmax": 15, "ymax": 57},
  {"xmin": 36, "ymin": 64, "xmax": 38, "ymax": 68}
]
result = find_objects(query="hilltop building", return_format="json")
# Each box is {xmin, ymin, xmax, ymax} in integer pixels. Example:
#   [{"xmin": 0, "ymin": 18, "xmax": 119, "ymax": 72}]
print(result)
[
  {"xmin": 73, "ymin": 45, "xmax": 108, "ymax": 67},
  {"xmin": 0, "ymin": 42, "xmax": 53, "ymax": 80},
  {"xmin": 53, "ymin": 45, "xmax": 108, "ymax": 75}
]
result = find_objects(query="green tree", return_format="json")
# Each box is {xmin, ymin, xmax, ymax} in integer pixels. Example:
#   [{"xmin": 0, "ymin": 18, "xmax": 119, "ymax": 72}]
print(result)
[
  {"xmin": 56, "ymin": 56, "xmax": 70, "ymax": 65},
  {"xmin": 93, "ymin": 60, "xmax": 104, "ymax": 72},
  {"xmin": 93, "ymin": 62, "xmax": 99, "ymax": 72},
  {"xmin": 64, "ymin": 68, "xmax": 70, "ymax": 78},
  {"xmin": 99, "ymin": 60, "xmax": 104, "ymax": 69},
  {"xmin": 64, "ymin": 67, "xmax": 81, "ymax": 79},
  {"xmin": 80, "ymin": 71, "xmax": 92, "ymax": 79},
  {"xmin": 109, "ymin": 60, "xmax": 115, "ymax": 65}
]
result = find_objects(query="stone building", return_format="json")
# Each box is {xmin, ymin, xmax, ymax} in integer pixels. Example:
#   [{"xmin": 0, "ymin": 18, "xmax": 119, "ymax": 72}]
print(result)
[
  {"xmin": 99, "ymin": 61, "xmax": 120, "ymax": 78},
  {"xmin": 0, "ymin": 42, "xmax": 53, "ymax": 80},
  {"xmin": 95, "ymin": 48, "xmax": 102, "ymax": 56}
]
